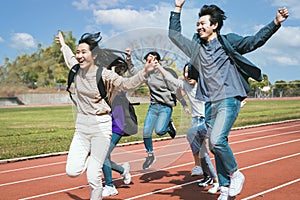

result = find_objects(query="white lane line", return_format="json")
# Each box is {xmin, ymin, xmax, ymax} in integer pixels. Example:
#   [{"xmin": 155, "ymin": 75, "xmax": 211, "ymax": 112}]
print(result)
[
  {"xmin": 241, "ymin": 178, "xmax": 300, "ymax": 200},
  {"xmin": 2, "ymin": 133, "xmax": 299, "ymax": 187},
  {"xmin": 230, "ymin": 123, "xmax": 300, "ymax": 137},
  {"xmin": 16, "ymin": 139, "xmax": 300, "ymax": 199},
  {"xmin": 125, "ymin": 153, "xmax": 300, "ymax": 200},
  {"xmin": 125, "ymin": 180, "xmax": 200, "ymax": 200},
  {"xmin": 2, "ymin": 122, "xmax": 298, "ymax": 173},
  {"xmin": 18, "ymin": 185, "xmax": 89, "ymax": 200},
  {"xmin": 0, "ymin": 173, "xmax": 65, "ymax": 187},
  {"xmin": 230, "ymin": 130, "xmax": 300, "ymax": 144},
  {"xmin": 0, "ymin": 161, "xmax": 66, "ymax": 174}
]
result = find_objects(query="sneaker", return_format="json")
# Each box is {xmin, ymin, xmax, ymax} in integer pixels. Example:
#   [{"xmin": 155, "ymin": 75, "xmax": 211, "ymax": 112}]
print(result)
[
  {"xmin": 229, "ymin": 170, "xmax": 245, "ymax": 197},
  {"xmin": 168, "ymin": 120, "xmax": 176, "ymax": 139},
  {"xmin": 198, "ymin": 176, "xmax": 213, "ymax": 187},
  {"xmin": 208, "ymin": 182, "xmax": 220, "ymax": 194},
  {"xmin": 217, "ymin": 186, "xmax": 229, "ymax": 200},
  {"xmin": 122, "ymin": 162, "xmax": 131, "ymax": 185},
  {"xmin": 102, "ymin": 185, "xmax": 118, "ymax": 197},
  {"xmin": 142, "ymin": 153, "xmax": 155, "ymax": 170},
  {"xmin": 191, "ymin": 166, "xmax": 203, "ymax": 176}
]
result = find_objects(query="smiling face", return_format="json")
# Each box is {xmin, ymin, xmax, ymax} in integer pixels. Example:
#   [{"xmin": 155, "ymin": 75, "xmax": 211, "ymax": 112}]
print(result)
[
  {"xmin": 196, "ymin": 15, "xmax": 218, "ymax": 42},
  {"xmin": 75, "ymin": 43, "xmax": 96, "ymax": 70}
]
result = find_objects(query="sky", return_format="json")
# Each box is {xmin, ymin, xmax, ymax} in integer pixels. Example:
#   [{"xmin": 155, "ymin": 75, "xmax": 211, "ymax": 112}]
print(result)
[{"xmin": 1, "ymin": 0, "xmax": 300, "ymax": 83}]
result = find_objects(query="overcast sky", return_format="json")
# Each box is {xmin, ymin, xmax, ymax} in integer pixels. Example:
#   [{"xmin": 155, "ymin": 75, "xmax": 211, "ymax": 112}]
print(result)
[{"xmin": 1, "ymin": 0, "xmax": 299, "ymax": 83}]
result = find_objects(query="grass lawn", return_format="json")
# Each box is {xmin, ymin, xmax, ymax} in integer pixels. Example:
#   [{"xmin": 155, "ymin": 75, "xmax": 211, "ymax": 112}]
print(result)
[{"xmin": 0, "ymin": 98, "xmax": 300, "ymax": 160}]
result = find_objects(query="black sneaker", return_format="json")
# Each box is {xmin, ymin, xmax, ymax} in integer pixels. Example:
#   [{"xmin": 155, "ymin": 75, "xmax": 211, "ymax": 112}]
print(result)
[
  {"xmin": 142, "ymin": 153, "xmax": 155, "ymax": 169},
  {"xmin": 198, "ymin": 176, "xmax": 213, "ymax": 187},
  {"xmin": 168, "ymin": 120, "xmax": 176, "ymax": 139}
]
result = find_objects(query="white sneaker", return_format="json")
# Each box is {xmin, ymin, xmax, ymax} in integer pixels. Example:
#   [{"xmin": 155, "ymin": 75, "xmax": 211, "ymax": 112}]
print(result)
[
  {"xmin": 191, "ymin": 165, "xmax": 203, "ymax": 176},
  {"xmin": 122, "ymin": 162, "xmax": 131, "ymax": 185},
  {"xmin": 102, "ymin": 185, "xmax": 118, "ymax": 197},
  {"xmin": 229, "ymin": 170, "xmax": 245, "ymax": 197},
  {"xmin": 217, "ymin": 186, "xmax": 229, "ymax": 200},
  {"xmin": 208, "ymin": 182, "xmax": 220, "ymax": 194}
]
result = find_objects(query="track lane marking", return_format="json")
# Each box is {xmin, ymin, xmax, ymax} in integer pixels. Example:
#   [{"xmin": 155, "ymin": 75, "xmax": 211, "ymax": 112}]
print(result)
[
  {"xmin": 2, "ymin": 122, "xmax": 298, "ymax": 173},
  {"xmin": 241, "ymin": 178, "xmax": 300, "ymax": 200},
  {"xmin": 125, "ymin": 153, "xmax": 300, "ymax": 200},
  {"xmin": 16, "ymin": 139, "xmax": 300, "ymax": 199}
]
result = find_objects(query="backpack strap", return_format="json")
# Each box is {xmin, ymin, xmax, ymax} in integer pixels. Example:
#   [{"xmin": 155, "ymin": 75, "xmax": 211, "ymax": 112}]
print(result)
[
  {"xmin": 66, "ymin": 64, "xmax": 109, "ymax": 106},
  {"xmin": 66, "ymin": 64, "xmax": 80, "ymax": 101},
  {"xmin": 96, "ymin": 67, "xmax": 110, "ymax": 106}
]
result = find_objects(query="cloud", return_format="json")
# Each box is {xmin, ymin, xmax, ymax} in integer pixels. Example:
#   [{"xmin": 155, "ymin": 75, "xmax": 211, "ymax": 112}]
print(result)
[
  {"xmin": 272, "ymin": 0, "xmax": 300, "ymax": 19},
  {"xmin": 0, "ymin": 37, "xmax": 4, "ymax": 43},
  {"xmin": 92, "ymin": 3, "xmax": 199, "ymax": 38},
  {"xmin": 93, "ymin": 6, "xmax": 170, "ymax": 30},
  {"xmin": 10, "ymin": 33, "xmax": 36, "ymax": 50},
  {"xmin": 246, "ymin": 25, "xmax": 300, "ymax": 71}
]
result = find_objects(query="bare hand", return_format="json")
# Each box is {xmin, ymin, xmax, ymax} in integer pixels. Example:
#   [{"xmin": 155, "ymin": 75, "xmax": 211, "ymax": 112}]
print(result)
[
  {"xmin": 125, "ymin": 48, "xmax": 132, "ymax": 60},
  {"xmin": 145, "ymin": 55, "xmax": 159, "ymax": 73},
  {"xmin": 175, "ymin": 0, "xmax": 185, "ymax": 8},
  {"xmin": 184, "ymin": 108, "xmax": 190, "ymax": 114},
  {"xmin": 275, "ymin": 7, "xmax": 289, "ymax": 25},
  {"xmin": 55, "ymin": 31, "xmax": 66, "ymax": 46}
]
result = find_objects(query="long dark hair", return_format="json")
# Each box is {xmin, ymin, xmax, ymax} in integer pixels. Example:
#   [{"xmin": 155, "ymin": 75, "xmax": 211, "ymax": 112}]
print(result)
[{"xmin": 78, "ymin": 32, "xmax": 124, "ymax": 68}]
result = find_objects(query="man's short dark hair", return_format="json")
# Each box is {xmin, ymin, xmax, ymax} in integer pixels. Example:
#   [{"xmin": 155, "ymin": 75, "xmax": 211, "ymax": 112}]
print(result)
[
  {"xmin": 198, "ymin": 5, "xmax": 227, "ymax": 32},
  {"xmin": 143, "ymin": 51, "xmax": 161, "ymax": 61}
]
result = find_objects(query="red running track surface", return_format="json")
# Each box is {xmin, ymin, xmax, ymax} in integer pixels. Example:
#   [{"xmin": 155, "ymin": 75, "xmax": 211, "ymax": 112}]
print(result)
[{"xmin": 1, "ymin": 120, "xmax": 300, "ymax": 200}]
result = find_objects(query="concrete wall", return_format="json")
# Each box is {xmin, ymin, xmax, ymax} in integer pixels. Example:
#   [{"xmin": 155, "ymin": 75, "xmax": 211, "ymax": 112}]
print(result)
[{"xmin": 0, "ymin": 93, "xmax": 149, "ymax": 106}]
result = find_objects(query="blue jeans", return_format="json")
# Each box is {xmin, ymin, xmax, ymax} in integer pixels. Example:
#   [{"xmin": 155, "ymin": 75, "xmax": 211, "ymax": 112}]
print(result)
[
  {"xmin": 205, "ymin": 97, "xmax": 241, "ymax": 187},
  {"xmin": 186, "ymin": 117, "xmax": 207, "ymax": 154},
  {"xmin": 143, "ymin": 103, "xmax": 172, "ymax": 153},
  {"xmin": 186, "ymin": 117, "xmax": 217, "ymax": 179},
  {"xmin": 102, "ymin": 132, "xmax": 123, "ymax": 187}
]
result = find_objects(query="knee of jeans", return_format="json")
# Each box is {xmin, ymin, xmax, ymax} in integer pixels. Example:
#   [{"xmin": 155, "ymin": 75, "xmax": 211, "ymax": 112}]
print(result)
[
  {"xmin": 143, "ymin": 132, "xmax": 152, "ymax": 139},
  {"xmin": 186, "ymin": 131, "xmax": 197, "ymax": 142}
]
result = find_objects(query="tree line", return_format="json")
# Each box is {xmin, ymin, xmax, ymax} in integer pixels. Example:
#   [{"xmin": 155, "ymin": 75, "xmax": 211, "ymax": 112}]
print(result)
[{"xmin": 0, "ymin": 31, "xmax": 299, "ymax": 97}]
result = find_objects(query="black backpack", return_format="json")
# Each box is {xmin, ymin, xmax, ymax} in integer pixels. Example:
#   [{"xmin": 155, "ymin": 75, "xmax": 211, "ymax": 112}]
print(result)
[{"xmin": 66, "ymin": 64, "xmax": 138, "ymax": 136}]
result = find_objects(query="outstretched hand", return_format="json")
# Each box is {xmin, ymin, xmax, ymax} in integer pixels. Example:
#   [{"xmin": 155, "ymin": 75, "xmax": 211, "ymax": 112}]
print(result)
[
  {"xmin": 175, "ymin": 0, "xmax": 185, "ymax": 8},
  {"xmin": 275, "ymin": 7, "xmax": 289, "ymax": 25},
  {"xmin": 125, "ymin": 48, "xmax": 132, "ymax": 61},
  {"xmin": 144, "ymin": 55, "xmax": 159, "ymax": 73},
  {"xmin": 55, "ymin": 31, "xmax": 66, "ymax": 46}
]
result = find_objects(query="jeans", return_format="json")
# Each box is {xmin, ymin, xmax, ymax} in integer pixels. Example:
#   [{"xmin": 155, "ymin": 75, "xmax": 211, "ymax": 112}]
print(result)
[
  {"xmin": 205, "ymin": 97, "xmax": 241, "ymax": 187},
  {"xmin": 186, "ymin": 117, "xmax": 217, "ymax": 179},
  {"xmin": 102, "ymin": 132, "xmax": 123, "ymax": 187},
  {"xmin": 66, "ymin": 113, "xmax": 112, "ymax": 200},
  {"xmin": 186, "ymin": 117, "xmax": 207, "ymax": 154},
  {"xmin": 143, "ymin": 103, "xmax": 172, "ymax": 153}
]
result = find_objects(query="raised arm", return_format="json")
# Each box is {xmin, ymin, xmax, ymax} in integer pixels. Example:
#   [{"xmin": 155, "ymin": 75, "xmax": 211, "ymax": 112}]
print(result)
[
  {"xmin": 56, "ymin": 31, "xmax": 78, "ymax": 69},
  {"xmin": 125, "ymin": 48, "xmax": 138, "ymax": 76},
  {"xmin": 155, "ymin": 62, "xmax": 184, "ymax": 89},
  {"xmin": 169, "ymin": 0, "xmax": 198, "ymax": 58}
]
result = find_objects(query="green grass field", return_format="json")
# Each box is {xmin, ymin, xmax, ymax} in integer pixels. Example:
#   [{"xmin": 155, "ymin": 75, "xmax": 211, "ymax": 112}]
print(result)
[{"xmin": 1, "ymin": 99, "xmax": 300, "ymax": 160}]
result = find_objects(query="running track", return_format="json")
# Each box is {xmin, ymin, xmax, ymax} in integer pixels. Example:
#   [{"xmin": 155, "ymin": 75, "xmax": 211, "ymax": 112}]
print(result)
[{"xmin": 1, "ymin": 120, "xmax": 300, "ymax": 200}]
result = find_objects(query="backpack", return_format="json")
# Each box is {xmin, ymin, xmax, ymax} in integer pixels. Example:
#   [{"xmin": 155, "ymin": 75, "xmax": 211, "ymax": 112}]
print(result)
[
  {"xmin": 111, "ymin": 91, "xmax": 138, "ymax": 136},
  {"xmin": 66, "ymin": 64, "xmax": 138, "ymax": 136}
]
